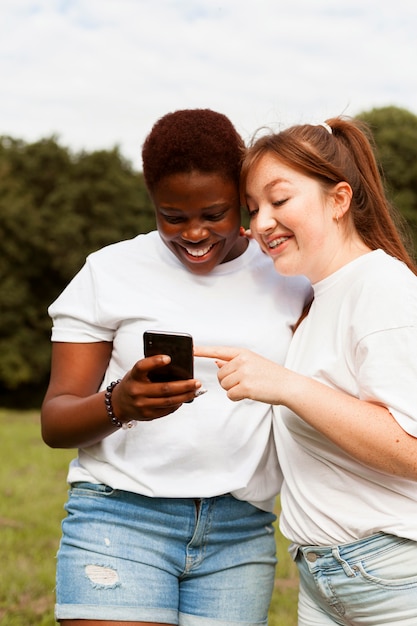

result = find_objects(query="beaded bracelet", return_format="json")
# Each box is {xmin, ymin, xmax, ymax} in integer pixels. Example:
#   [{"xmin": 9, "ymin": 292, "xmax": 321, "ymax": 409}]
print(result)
[
  {"xmin": 104, "ymin": 379, "xmax": 137, "ymax": 430},
  {"xmin": 105, "ymin": 379, "xmax": 123, "ymax": 428}
]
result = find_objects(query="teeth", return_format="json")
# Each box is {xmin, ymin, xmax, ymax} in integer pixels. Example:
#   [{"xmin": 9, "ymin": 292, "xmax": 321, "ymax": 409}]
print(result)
[
  {"xmin": 269, "ymin": 237, "xmax": 289, "ymax": 249},
  {"xmin": 186, "ymin": 245, "xmax": 212, "ymax": 257}
]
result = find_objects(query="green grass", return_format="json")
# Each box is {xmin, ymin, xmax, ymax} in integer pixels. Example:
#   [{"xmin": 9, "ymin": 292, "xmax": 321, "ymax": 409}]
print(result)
[{"xmin": 0, "ymin": 409, "xmax": 298, "ymax": 625}]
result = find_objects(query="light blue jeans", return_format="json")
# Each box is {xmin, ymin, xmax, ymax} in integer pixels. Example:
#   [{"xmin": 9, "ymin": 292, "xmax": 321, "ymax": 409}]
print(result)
[
  {"xmin": 296, "ymin": 532, "xmax": 417, "ymax": 625},
  {"xmin": 55, "ymin": 482, "xmax": 277, "ymax": 625}
]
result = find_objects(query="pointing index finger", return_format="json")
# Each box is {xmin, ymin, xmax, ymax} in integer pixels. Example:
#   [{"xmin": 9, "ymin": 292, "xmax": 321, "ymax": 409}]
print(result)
[{"xmin": 194, "ymin": 346, "xmax": 239, "ymax": 361}]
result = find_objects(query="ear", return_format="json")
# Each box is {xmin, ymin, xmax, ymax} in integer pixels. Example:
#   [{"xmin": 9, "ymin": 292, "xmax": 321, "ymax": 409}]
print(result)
[{"xmin": 331, "ymin": 181, "xmax": 352, "ymax": 220}]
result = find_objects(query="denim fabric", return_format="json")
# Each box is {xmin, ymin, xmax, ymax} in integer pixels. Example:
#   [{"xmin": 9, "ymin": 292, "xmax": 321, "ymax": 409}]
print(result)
[
  {"xmin": 296, "ymin": 532, "xmax": 417, "ymax": 625},
  {"xmin": 55, "ymin": 482, "xmax": 277, "ymax": 625}
]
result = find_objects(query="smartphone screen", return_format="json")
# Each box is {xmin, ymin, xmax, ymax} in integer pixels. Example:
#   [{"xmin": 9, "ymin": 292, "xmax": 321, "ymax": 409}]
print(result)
[{"xmin": 143, "ymin": 330, "xmax": 194, "ymax": 382}]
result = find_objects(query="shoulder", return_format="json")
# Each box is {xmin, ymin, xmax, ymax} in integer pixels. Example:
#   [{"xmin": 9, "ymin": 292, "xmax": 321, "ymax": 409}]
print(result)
[
  {"xmin": 350, "ymin": 250, "xmax": 417, "ymax": 298},
  {"xmin": 343, "ymin": 251, "xmax": 417, "ymax": 330},
  {"xmin": 82, "ymin": 231, "xmax": 169, "ymax": 279},
  {"xmin": 87, "ymin": 231, "xmax": 159, "ymax": 264},
  {"xmin": 321, "ymin": 250, "xmax": 417, "ymax": 298}
]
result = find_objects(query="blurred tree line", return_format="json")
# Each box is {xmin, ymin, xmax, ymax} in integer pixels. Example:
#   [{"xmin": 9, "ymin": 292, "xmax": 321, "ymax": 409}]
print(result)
[
  {"xmin": 1, "ymin": 105, "xmax": 417, "ymax": 407},
  {"xmin": 0, "ymin": 139, "xmax": 155, "ymax": 406}
]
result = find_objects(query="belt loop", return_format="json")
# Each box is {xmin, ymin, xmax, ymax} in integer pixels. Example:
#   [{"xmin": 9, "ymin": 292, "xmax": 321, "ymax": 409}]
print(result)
[{"xmin": 331, "ymin": 547, "xmax": 356, "ymax": 577}]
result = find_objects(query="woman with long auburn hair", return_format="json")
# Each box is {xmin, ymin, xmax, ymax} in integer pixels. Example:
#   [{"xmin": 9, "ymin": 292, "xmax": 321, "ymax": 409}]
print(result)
[{"xmin": 196, "ymin": 117, "xmax": 417, "ymax": 625}]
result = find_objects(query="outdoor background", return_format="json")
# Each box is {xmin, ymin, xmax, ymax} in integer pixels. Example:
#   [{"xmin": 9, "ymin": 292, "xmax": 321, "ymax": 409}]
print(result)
[
  {"xmin": 1, "ymin": 1, "xmax": 417, "ymax": 623},
  {"xmin": 1, "ymin": 104, "xmax": 416, "ymax": 409},
  {"xmin": 1, "ymin": 102, "xmax": 416, "ymax": 625},
  {"xmin": 1, "ymin": 0, "xmax": 417, "ymax": 170}
]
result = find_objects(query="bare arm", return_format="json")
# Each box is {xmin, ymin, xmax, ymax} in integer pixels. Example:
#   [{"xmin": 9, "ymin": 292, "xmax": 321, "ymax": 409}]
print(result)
[
  {"xmin": 194, "ymin": 346, "xmax": 417, "ymax": 480},
  {"xmin": 41, "ymin": 342, "xmax": 201, "ymax": 449}
]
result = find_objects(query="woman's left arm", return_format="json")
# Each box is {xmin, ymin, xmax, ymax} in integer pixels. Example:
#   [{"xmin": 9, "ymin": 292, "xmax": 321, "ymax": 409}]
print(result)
[
  {"xmin": 195, "ymin": 346, "xmax": 417, "ymax": 480},
  {"xmin": 278, "ymin": 366, "xmax": 417, "ymax": 480}
]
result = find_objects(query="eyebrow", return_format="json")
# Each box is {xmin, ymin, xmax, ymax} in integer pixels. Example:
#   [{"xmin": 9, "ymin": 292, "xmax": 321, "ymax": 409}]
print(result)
[
  {"xmin": 264, "ymin": 177, "xmax": 290, "ymax": 191},
  {"xmin": 159, "ymin": 201, "xmax": 230, "ymax": 213},
  {"xmin": 245, "ymin": 177, "xmax": 290, "ymax": 201}
]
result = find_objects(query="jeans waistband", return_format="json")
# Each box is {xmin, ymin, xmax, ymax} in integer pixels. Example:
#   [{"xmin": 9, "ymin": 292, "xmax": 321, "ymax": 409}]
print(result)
[{"xmin": 297, "ymin": 532, "xmax": 410, "ymax": 563}]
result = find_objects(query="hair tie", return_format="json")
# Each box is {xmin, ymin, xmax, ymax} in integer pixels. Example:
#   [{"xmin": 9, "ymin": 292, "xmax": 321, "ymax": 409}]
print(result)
[{"xmin": 319, "ymin": 122, "xmax": 332, "ymax": 134}]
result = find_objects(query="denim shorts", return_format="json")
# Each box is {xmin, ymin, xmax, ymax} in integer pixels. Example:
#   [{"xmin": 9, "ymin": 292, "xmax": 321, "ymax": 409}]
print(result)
[
  {"xmin": 55, "ymin": 482, "xmax": 277, "ymax": 625},
  {"xmin": 296, "ymin": 532, "xmax": 417, "ymax": 625}
]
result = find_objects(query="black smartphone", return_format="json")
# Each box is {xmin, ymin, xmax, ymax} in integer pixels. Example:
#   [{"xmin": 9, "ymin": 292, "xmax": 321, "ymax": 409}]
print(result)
[{"xmin": 143, "ymin": 330, "xmax": 194, "ymax": 382}]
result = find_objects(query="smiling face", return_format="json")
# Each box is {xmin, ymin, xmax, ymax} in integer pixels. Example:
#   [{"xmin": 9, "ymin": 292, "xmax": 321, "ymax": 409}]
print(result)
[
  {"xmin": 152, "ymin": 170, "xmax": 247, "ymax": 275},
  {"xmin": 245, "ymin": 153, "xmax": 349, "ymax": 284}
]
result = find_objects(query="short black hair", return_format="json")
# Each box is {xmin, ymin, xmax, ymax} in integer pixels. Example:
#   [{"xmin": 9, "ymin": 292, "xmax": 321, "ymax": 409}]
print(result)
[{"xmin": 142, "ymin": 109, "xmax": 244, "ymax": 193}]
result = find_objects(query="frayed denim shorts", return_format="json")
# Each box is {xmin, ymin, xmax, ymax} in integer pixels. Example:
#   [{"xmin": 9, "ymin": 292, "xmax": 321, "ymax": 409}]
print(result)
[
  {"xmin": 296, "ymin": 531, "xmax": 417, "ymax": 625},
  {"xmin": 55, "ymin": 482, "xmax": 277, "ymax": 625}
]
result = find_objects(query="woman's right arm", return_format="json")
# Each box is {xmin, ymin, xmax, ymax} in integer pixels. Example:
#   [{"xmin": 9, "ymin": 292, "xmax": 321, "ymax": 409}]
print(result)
[{"xmin": 41, "ymin": 342, "xmax": 200, "ymax": 449}]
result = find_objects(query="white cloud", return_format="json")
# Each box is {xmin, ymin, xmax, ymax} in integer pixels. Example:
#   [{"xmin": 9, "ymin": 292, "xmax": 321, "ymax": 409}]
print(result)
[{"xmin": 0, "ymin": 0, "xmax": 416, "ymax": 169}]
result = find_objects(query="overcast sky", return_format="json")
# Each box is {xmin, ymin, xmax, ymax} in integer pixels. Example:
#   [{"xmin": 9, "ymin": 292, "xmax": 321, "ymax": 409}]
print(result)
[{"xmin": 1, "ymin": 0, "xmax": 416, "ymax": 170}]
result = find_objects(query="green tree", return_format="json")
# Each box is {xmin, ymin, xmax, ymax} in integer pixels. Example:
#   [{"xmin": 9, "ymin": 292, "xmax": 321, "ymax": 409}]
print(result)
[
  {"xmin": 0, "ymin": 136, "xmax": 155, "ymax": 405},
  {"xmin": 357, "ymin": 106, "xmax": 417, "ymax": 254}
]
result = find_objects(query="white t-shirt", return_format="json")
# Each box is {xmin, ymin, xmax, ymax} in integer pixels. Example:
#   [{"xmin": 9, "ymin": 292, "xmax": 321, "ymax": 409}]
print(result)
[
  {"xmin": 276, "ymin": 250, "xmax": 417, "ymax": 543},
  {"xmin": 49, "ymin": 231, "xmax": 311, "ymax": 511}
]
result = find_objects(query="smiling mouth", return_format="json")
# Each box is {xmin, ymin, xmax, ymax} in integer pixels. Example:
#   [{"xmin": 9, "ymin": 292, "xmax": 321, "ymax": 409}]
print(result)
[
  {"xmin": 184, "ymin": 244, "xmax": 215, "ymax": 258},
  {"xmin": 268, "ymin": 236, "xmax": 290, "ymax": 249}
]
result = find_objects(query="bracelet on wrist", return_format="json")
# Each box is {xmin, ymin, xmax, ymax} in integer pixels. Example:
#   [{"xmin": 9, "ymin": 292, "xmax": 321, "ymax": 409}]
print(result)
[
  {"xmin": 105, "ymin": 380, "xmax": 123, "ymax": 428},
  {"xmin": 104, "ymin": 380, "xmax": 136, "ymax": 430}
]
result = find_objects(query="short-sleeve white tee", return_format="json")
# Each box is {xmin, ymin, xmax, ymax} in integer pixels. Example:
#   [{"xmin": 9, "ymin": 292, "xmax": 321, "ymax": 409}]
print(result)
[
  {"xmin": 49, "ymin": 231, "xmax": 311, "ymax": 511},
  {"xmin": 276, "ymin": 250, "xmax": 417, "ymax": 542}
]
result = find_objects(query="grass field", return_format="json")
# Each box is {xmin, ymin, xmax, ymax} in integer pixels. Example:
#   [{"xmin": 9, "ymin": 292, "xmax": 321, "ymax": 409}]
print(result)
[{"xmin": 0, "ymin": 409, "xmax": 298, "ymax": 625}]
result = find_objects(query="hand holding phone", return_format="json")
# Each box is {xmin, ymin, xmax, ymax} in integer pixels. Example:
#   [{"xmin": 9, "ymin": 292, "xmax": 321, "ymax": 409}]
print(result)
[{"xmin": 143, "ymin": 330, "xmax": 194, "ymax": 383}]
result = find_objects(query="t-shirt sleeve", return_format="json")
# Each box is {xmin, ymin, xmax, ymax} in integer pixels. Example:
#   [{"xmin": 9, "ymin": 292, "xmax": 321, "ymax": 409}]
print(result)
[
  {"xmin": 356, "ymin": 325, "xmax": 417, "ymax": 437},
  {"xmin": 48, "ymin": 258, "xmax": 115, "ymax": 343}
]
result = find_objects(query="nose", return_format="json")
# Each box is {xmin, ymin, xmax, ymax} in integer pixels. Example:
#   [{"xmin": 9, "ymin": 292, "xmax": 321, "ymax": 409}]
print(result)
[
  {"xmin": 181, "ymin": 221, "xmax": 209, "ymax": 242},
  {"xmin": 253, "ymin": 205, "xmax": 276, "ymax": 235}
]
